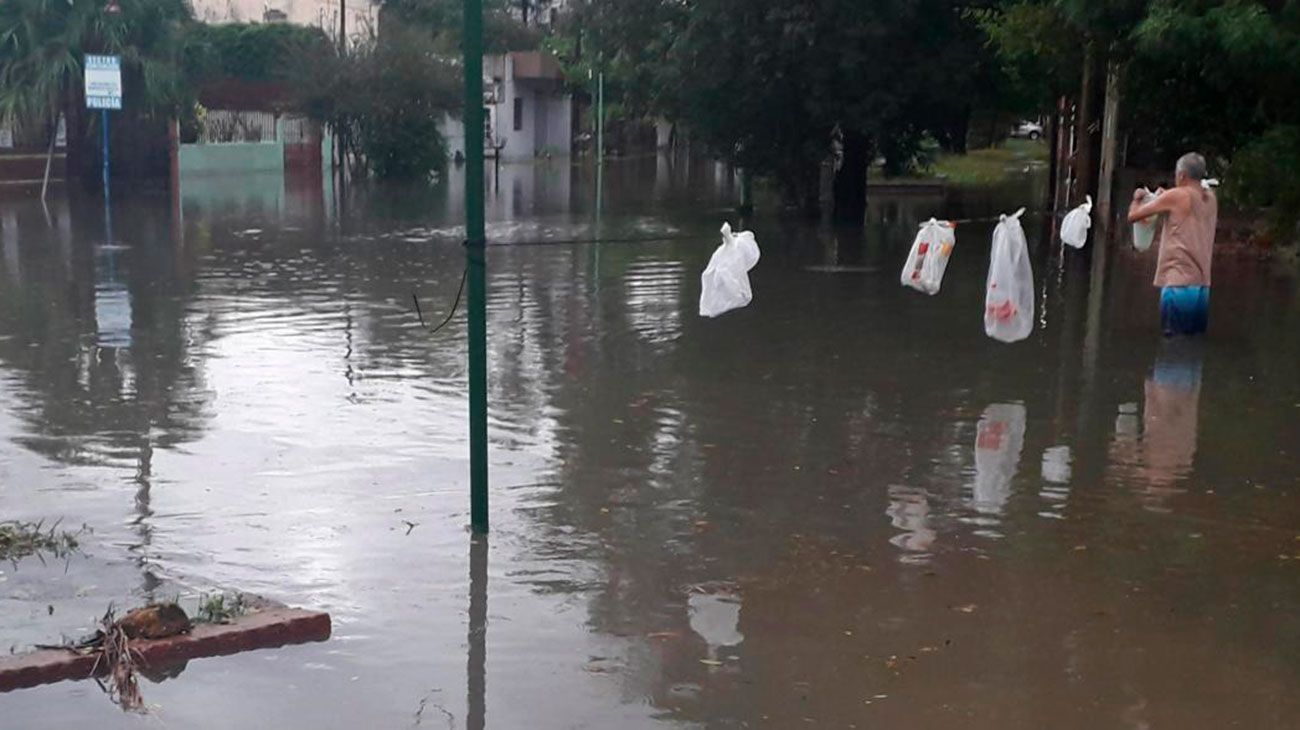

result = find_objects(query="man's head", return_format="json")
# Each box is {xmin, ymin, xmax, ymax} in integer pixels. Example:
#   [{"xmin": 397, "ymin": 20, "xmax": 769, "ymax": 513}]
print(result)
[{"xmin": 1175, "ymin": 152, "xmax": 1207, "ymax": 185}]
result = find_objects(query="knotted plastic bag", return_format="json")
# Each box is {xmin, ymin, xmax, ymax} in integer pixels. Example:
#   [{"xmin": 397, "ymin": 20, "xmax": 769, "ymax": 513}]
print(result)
[
  {"xmin": 900, "ymin": 218, "xmax": 957, "ymax": 295},
  {"xmin": 984, "ymin": 208, "xmax": 1034, "ymax": 343},
  {"xmin": 1060, "ymin": 195, "xmax": 1092, "ymax": 249},
  {"xmin": 699, "ymin": 222, "xmax": 760, "ymax": 318},
  {"xmin": 1132, "ymin": 189, "xmax": 1158, "ymax": 251}
]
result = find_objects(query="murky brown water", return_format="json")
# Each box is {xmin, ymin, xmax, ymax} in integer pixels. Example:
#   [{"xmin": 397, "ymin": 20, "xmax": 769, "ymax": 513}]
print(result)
[{"xmin": 2, "ymin": 157, "xmax": 1299, "ymax": 728}]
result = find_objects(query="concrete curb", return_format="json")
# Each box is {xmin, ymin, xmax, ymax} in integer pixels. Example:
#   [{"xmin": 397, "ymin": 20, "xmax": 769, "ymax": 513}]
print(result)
[{"xmin": 0, "ymin": 608, "xmax": 331, "ymax": 693}]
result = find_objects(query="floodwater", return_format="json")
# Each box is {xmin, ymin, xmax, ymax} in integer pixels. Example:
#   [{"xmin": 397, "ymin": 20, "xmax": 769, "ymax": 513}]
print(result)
[{"xmin": 2, "ymin": 156, "xmax": 1299, "ymax": 729}]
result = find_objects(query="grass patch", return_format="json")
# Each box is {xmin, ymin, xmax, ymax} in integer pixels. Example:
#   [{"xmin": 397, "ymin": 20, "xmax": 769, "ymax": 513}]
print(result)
[
  {"xmin": 876, "ymin": 138, "xmax": 1049, "ymax": 185},
  {"xmin": 930, "ymin": 139, "xmax": 1048, "ymax": 184},
  {"xmin": 196, "ymin": 592, "xmax": 250, "ymax": 624},
  {"xmin": 0, "ymin": 520, "xmax": 85, "ymax": 564}
]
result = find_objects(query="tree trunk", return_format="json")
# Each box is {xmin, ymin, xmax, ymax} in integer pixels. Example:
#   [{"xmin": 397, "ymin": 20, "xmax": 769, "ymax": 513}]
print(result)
[
  {"xmin": 1074, "ymin": 43, "xmax": 1097, "ymax": 206},
  {"xmin": 1046, "ymin": 105, "xmax": 1058, "ymax": 210},
  {"xmin": 832, "ymin": 129, "xmax": 869, "ymax": 225},
  {"xmin": 1054, "ymin": 95, "xmax": 1073, "ymax": 213},
  {"xmin": 1097, "ymin": 58, "xmax": 1123, "ymax": 241}
]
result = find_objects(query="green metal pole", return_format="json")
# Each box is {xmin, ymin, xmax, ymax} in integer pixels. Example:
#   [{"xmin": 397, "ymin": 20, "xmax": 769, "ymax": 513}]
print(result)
[
  {"xmin": 595, "ymin": 71, "xmax": 604, "ymax": 215},
  {"xmin": 463, "ymin": 0, "xmax": 489, "ymax": 533}
]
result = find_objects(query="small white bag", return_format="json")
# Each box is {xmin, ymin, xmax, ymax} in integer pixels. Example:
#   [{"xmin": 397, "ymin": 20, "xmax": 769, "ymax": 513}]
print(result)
[
  {"xmin": 900, "ymin": 218, "xmax": 957, "ymax": 295},
  {"xmin": 1060, "ymin": 195, "xmax": 1092, "ymax": 249},
  {"xmin": 1132, "ymin": 189, "xmax": 1158, "ymax": 251},
  {"xmin": 984, "ymin": 208, "xmax": 1034, "ymax": 343},
  {"xmin": 699, "ymin": 222, "xmax": 760, "ymax": 318}
]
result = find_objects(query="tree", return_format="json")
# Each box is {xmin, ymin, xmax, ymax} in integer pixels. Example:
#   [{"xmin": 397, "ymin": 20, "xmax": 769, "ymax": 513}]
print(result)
[
  {"xmin": 981, "ymin": 0, "xmax": 1300, "ymax": 239},
  {"xmin": 377, "ymin": 0, "xmax": 540, "ymax": 55},
  {"xmin": 293, "ymin": 24, "xmax": 461, "ymax": 180},
  {"xmin": 549, "ymin": 0, "xmax": 1004, "ymax": 224},
  {"xmin": 0, "ymin": 0, "xmax": 193, "ymax": 181}
]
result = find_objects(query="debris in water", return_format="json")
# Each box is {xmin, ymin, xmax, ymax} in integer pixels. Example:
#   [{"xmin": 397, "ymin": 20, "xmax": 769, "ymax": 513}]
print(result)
[
  {"xmin": 953, "ymin": 604, "xmax": 977, "ymax": 613},
  {"xmin": 117, "ymin": 604, "xmax": 192, "ymax": 640},
  {"xmin": 0, "ymin": 520, "xmax": 86, "ymax": 564}
]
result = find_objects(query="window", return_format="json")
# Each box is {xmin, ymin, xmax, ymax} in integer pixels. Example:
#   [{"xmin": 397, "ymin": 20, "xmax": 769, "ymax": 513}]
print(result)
[{"xmin": 513, "ymin": 97, "xmax": 524, "ymax": 132}]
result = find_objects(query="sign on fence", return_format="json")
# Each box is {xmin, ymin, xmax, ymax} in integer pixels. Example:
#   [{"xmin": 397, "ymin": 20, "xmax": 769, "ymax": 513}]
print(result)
[{"xmin": 84, "ymin": 55, "xmax": 122, "ymax": 110}]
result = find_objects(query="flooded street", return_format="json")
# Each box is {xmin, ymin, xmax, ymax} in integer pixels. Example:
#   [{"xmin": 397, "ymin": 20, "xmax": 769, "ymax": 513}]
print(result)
[{"xmin": 2, "ymin": 157, "xmax": 1299, "ymax": 728}]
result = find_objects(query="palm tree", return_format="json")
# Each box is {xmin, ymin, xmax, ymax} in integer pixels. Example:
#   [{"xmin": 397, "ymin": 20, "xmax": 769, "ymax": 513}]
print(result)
[{"xmin": 0, "ymin": 0, "xmax": 193, "ymax": 185}]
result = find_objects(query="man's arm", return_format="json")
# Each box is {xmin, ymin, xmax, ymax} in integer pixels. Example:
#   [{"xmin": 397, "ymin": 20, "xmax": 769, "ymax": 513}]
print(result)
[{"xmin": 1128, "ymin": 187, "xmax": 1181, "ymax": 223}]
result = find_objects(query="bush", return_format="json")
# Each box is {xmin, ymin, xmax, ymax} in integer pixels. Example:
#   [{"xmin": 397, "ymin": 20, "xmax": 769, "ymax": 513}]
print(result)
[
  {"xmin": 1224, "ymin": 125, "xmax": 1300, "ymax": 243},
  {"xmin": 183, "ymin": 23, "xmax": 333, "ymax": 83},
  {"xmin": 293, "ymin": 26, "xmax": 460, "ymax": 181}
]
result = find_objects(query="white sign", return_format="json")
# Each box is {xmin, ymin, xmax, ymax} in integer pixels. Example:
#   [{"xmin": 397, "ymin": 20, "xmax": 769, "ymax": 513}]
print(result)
[{"xmin": 84, "ymin": 55, "xmax": 122, "ymax": 110}]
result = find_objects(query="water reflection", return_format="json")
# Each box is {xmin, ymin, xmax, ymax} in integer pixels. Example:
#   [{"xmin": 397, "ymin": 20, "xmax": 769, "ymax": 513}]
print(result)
[
  {"xmin": 887, "ymin": 484, "xmax": 937, "ymax": 562},
  {"xmin": 468, "ymin": 534, "xmax": 487, "ymax": 730},
  {"xmin": 1039, "ymin": 445, "xmax": 1072, "ymax": 519},
  {"xmin": 1109, "ymin": 342, "xmax": 1204, "ymax": 511},
  {"xmin": 687, "ymin": 588, "xmax": 743, "ymax": 661},
  {"xmin": 968, "ymin": 402, "xmax": 1027, "ymax": 534}
]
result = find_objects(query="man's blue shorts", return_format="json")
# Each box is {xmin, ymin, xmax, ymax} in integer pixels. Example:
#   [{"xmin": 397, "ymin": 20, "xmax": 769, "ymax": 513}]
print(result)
[{"xmin": 1160, "ymin": 286, "xmax": 1210, "ymax": 336}]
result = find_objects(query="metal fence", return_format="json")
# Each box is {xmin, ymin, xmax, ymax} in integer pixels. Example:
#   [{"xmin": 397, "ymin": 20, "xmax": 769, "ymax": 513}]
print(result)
[{"xmin": 198, "ymin": 110, "xmax": 278, "ymax": 144}]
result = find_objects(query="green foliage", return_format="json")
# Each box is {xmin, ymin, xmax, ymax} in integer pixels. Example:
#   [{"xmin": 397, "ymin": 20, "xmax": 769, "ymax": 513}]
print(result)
[
  {"xmin": 0, "ymin": 0, "xmax": 193, "ymax": 129},
  {"xmin": 182, "ymin": 22, "xmax": 332, "ymax": 83},
  {"xmin": 0, "ymin": 519, "xmax": 85, "ymax": 564},
  {"xmin": 378, "ymin": 0, "xmax": 540, "ymax": 55},
  {"xmin": 1224, "ymin": 125, "xmax": 1300, "ymax": 239},
  {"xmin": 548, "ymin": 0, "xmax": 1004, "ymax": 202},
  {"xmin": 294, "ymin": 26, "xmax": 460, "ymax": 180},
  {"xmin": 196, "ymin": 592, "xmax": 248, "ymax": 624},
  {"xmin": 979, "ymin": 0, "xmax": 1300, "ymax": 238}
]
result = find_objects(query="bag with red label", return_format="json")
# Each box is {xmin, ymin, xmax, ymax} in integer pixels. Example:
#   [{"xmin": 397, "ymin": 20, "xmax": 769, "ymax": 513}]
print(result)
[
  {"xmin": 984, "ymin": 208, "xmax": 1034, "ymax": 343},
  {"xmin": 900, "ymin": 218, "xmax": 957, "ymax": 295}
]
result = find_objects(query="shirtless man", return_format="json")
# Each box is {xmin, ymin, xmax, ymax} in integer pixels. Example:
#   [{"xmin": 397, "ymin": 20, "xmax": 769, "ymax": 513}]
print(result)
[{"xmin": 1127, "ymin": 152, "xmax": 1218, "ymax": 336}]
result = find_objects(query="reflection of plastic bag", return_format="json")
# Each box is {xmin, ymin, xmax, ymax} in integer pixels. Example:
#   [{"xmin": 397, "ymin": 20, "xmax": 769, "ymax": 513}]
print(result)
[
  {"xmin": 900, "ymin": 218, "xmax": 957, "ymax": 295},
  {"xmin": 983, "ymin": 208, "xmax": 1034, "ymax": 343},
  {"xmin": 699, "ymin": 222, "xmax": 760, "ymax": 318},
  {"xmin": 1132, "ymin": 189, "xmax": 1158, "ymax": 251},
  {"xmin": 1041, "ymin": 445, "xmax": 1072, "ymax": 484},
  {"xmin": 972, "ymin": 403, "xmax": 1027, "ymax": 516},
  {"xmin": 1060, "ymin": 195, "xmax": 1092, "ymax": 249}
]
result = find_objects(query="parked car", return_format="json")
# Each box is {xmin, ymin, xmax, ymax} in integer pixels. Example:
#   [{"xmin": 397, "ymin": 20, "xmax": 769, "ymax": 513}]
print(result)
[{"xmin": 1011, "ymin": 120, "xmax": 1044, "ymax": 140}]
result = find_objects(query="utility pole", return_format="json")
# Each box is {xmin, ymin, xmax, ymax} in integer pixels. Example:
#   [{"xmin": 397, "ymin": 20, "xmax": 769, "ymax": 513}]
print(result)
[
  {"xmin": 595, "ymin": 70, "xmax": 605, "ymax": 215},
  {"xmin": 337, "ymin": 0, "xmax": 347, "ymax": 193},
  {"xmin": 463, "ymin": 0, "xmax": 489, "ymax": 533},
  {"xmin": 1096, "ymin": 59, "xmax": 1123, "ymax": 240}
]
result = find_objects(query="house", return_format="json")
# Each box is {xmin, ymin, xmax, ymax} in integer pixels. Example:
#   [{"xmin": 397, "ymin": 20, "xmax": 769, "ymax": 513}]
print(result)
[{"xmin": 443, "ymin": 51, "xmax": 573, "ymax": 163}]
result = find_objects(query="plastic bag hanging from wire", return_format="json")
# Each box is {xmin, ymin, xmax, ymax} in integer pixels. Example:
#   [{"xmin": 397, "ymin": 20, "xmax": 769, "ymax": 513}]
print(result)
[
  {"xmin": 900, "ymin": 218, "xmax": 957, "ymax": 295},
  {"xmin": 984, "ymin": 208, "xmax": 1034, "ymax": 343},
  {"xmin": 1132, "ymin": 189, "xmax": 1158, "ymax": 251},
  {"xmin": 1060, "ymin": 195, "xmax": 1092, "ymax": 249},
  {"xmin": 699, "ymin": 222, "xmax": 760, "ymax": 318}
]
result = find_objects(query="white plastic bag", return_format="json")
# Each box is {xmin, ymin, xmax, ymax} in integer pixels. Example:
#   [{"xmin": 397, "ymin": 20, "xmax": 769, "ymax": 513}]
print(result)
[
  {"xmin": 1132, "ymin": 188, "xmax": 1158, "ymax": 251},
  {"xmin": 983, "ymin": 208, "xmax": 1034, "ymax": 343},
  {"xmin": 1060, "ymin": 195, "xmax": 1092, "ymax": 249},
  {"xmin": 699, "ymin": 222, "xmax": 760, "ymax": 318},
  {"xmin": 900, "ymin": 218, "xmax": 957, "ymax": 295}
]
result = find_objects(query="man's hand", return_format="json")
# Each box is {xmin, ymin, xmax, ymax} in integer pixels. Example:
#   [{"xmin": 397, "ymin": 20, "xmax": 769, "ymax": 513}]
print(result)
[{"xmin": 1133, "ymin": 187, "xmax": 1148, "ymax": 203}]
